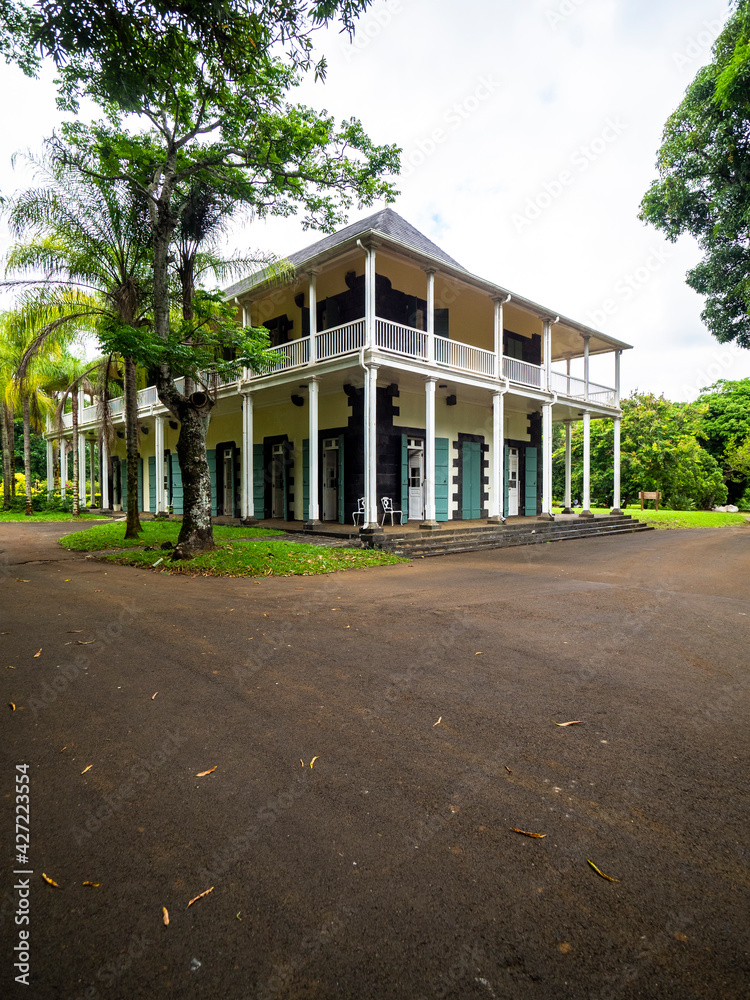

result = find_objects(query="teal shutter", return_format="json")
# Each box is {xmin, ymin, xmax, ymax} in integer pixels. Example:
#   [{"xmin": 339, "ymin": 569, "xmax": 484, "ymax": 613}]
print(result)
[
  {"xmin": 338, "ymin": 435, "xmax": 345, "ymax": 524},
  {"xmin": 137, "ymin": 457, "xmax": 144, "ymax": 512},
  {"xmin": 282, "ymin": 441, "xmax": 290, "ymax": 521},
  {"xmin": 206, "ymin": 449, "xmax": 217, "ymax": 516},
  {"xmin": 148, "ymin": 457, "xmax": 156, "ymax": 512},
  {"xmin": 120, "ymin": 458, "xmax": 127, "ymax": 510},
  {"xmin": 524, "ymin": 446, "xmax": 538, "ymax": 516},
  {"xmin": 435, "ymin": 437, "xmax": 450, "ymax": 521},
  {"xmin": 503, "ymin": 444, "xmax": 509, "ymax": 518},
  {"xmin": 401, "ymin": 434, "xmax": 409, "ymax": 523},
  {"xmin": 171, "ymin": 453, "xmax": 183, "ymax": 515},
  {"xmin": 461, "ymin": 442, "xmax": 481, "ymax": 519},
  {"xmin": 302, "ymin": 439, "xmax": 309, "ymax": 521},
  {"xmin": 252, "ymin": 443, "xmax": 265, "ymax": 518}
]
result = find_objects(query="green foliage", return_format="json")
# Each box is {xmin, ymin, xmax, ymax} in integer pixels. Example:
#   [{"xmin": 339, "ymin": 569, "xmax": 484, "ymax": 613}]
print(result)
[
  {"xmin": 60, "ymin": 520, "xmax": 283, "ymax": 550},
  {"xmin": 697, "ymin": 377, "xmax": 750, "ymax": 502},
  {"xmin": 639, "ymin": 1, "xmax": 750, "ymax": 346},
  {"xmin": 553, "ymin": 392, "xmax": 728, "ymax": 509}
]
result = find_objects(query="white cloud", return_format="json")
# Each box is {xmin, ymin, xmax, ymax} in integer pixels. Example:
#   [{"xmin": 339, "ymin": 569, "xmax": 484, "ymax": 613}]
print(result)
[{"xmin": 1, "ymin": 0, "xmax": 747, "ymax": 400}]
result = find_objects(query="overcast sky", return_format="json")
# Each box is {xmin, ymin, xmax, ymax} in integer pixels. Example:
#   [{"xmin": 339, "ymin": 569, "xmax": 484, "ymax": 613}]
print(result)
[{"xmin": 1, "ymin": 0, "xmax": 747, "ymax": 400}]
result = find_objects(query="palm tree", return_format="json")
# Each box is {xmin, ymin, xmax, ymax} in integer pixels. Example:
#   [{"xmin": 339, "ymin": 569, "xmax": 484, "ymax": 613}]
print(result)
[
  {"xmin": 0, "ymin": 313, "xmax": 62, "ymax": 514},
  {"xmin": 3, "ymin": 152, "xmax": 153, "ymax": 537}
]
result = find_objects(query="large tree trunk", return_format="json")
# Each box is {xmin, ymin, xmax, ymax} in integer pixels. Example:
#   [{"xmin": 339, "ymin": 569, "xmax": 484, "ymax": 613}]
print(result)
[
  {"xmin": 23, "ymin": 397, "xmax": 32, "ymax": 516},
  {"xmin": 71, "ymin": 393, "xmax": 80, "ymax": 518},
  {"xmin": 123, "ymin": 356, "xmax": 142, "ymax": 539},
  {"xmin": 174, "ymin": 399, "xmax": 215, "ymax": 558},
  {"xmin": 1, "ymin": 402, "xmax": 14, "ymax": 509}
]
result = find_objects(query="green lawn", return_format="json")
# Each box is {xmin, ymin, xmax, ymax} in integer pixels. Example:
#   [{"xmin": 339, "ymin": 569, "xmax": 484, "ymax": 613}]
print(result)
[
  {"xmin": 59, "ymin": 520, "xmax": 284, "ymax": 551},
  {"xmin": 59, "ymin": 520, "xmax": 404, "ymax": 576},
  {"xmin": 100, "ymin": 540, "xmax": 404, "ymax": 576},
  {"xmin": 0, "ymin": 511, "xmax": 109, "ymax": 523},
  {"xmin": 592, "ymin": 507, "xmax": 748, "ymax": 529}
]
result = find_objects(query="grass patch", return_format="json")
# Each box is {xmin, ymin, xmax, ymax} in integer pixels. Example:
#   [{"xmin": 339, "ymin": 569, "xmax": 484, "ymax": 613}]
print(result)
[
  {"xmin": 592, "ymin": 507, "xmax": 749, "ymax": 529},
  {"xmin": 0, "ymin": 511, "xmax": 109, "ymax": 523},
  {"xmin": 100, "ymin": 538, "xmax": 404, "ymax": 577},
  {"xmin": 60, "ymin": 520, "xmax": 284, "ymax": 551}
]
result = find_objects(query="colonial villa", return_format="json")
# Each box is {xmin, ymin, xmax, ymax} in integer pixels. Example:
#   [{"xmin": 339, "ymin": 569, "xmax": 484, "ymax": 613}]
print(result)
[{"xmin": 48, "ymin": 209, "xmax": 631, "ymax": 534}]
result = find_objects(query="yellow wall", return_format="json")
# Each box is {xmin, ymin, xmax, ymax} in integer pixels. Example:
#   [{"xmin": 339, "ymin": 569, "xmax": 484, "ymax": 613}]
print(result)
[
  {"xmin": 249, "ymin": 279, "xmax": 306, "ymax": 335},
  {"xmin": 504, "ymin": 305, "xmax": 542, "ymax": 340}
]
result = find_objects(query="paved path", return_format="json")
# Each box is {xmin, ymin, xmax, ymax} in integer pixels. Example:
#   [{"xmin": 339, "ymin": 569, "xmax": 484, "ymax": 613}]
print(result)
[{"xmin": 1, "ymin": 522, "xmax": 749, "ymax": 999}]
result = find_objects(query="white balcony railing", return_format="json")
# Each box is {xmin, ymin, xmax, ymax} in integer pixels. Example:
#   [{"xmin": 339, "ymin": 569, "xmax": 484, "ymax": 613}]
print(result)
[
  {"xmin": 259, "ymin": 338, "xmax": 310, "ymax": 373},
  {"xmin": 551, "ymin": 371, "xmax": 617, "ymax": 405},
  {"xmin": 376, "ymin": 319, "xmax": 428, "ymax": 360},
  {"xmin": 502, "ymin": 355, "xmax": 543, "ymax": 387},
  {"xmin": 316, "ymin": 319, "xmax": 366, "ymax": 360}
]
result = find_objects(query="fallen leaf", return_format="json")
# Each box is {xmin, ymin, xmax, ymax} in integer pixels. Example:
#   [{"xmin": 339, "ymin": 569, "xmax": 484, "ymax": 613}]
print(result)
[
  {"xmin": 187, "ymin": 886, "xmax": 214, "ymax": 907},
  {"xmin": 554, "ymin": 721, "xmax": 582, "ymax": 727},
  {"xmin": 310, "ymin": 756, "xmax": 319, "ymax": 769},
  {"xmin": 66, "ymin": 630, "xmax": 83, "ymax": 634},
  {"xmin": 60, "ymin": 747, "xmax": 67, "ymax": 752},
  {"xmin": 300, "ymin": 759, "xmax": 305, "ymax": 767},
  {"xmin": 1, "ymin": 631, "xmax": 9, "ymax": 634},
  {"xmin": 64, "ymin": 579, "xmax": 72, "ymax": 582},
  {"xmin": 75, "ymin": 639, "xmax": 95, "ymax": 645},
  {"xmin": 587, "ymin": 859, "xmax": 619, "ymax": 882},
  {"xmin": 162, "ymin": 907, "xmax": 170, "ymax": 926},
  {"xmin": 449, "ymin": 804, "xmax": 459, "ymax": 813},
  {"xmin": 93, "ymin": 590, "xmax": 103, "ymax": 592},
  {"xmin": 195, "ymin": 766, "xmax": 217, "ymax": 777},
  {"xmin": 433, "ymin": 716, "xmax": 442, "ymax": 726},
  {"xmin": 505, "ymin": 766, "xmax": 512, "ymax": 773},
  {"xmin": 9, "ymin": 702, "xmax": 16, "ymax": 711},
  {"xmin": 151, "ymin": 692, "xmax": 158, "ymax": 700},
  {"xmin": 16, "ymin": 579, "xmax": 30, "ymax": 583},
  {"xmin": 34, "ymin": 649, "xmax": 42, "ymax": 657},
  {"xmin": 511, "ymin": 827, "xmax": 547, "ymax": 838},
  {"xmin": 236, "ymin": 911, "xmax": 242, "ymax": 921},
  {"xmin": 42, "ymin": 873, "xmax": 61, "ymax": 888},
  {"xmin": 81, "ymin": 765, "xmax": 93, "ymax": 774},
  {"xmin": 6, "ymin": 665, "xmax": 14, "ymax": 669},
  {"xmin": 82, "ymin": 881, "xmax": 100, "ymax": 887},
  {"xmin": 331, "ymin": 608, "xmax": 340, "ymax": 611}
]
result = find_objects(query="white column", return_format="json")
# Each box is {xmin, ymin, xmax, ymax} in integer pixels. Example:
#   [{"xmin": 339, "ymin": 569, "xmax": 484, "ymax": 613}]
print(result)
[
  {"xmin": 425, "ymin": 269, "xmax": 435, "ymax": 365},
  {"xmin": 307, "ymin": 377, "xmax": 320, "ymax": 524},
  {"xmin": 423, "ymin": 377, "xmax": 437, "ymax": 524},
  {"xmin": 614, "ymin": 349, "xmax": 621, "ymax": 405},
  {"xmin": 46, "ymin": 438, "xmax": 54, "ymax": 495},
  {"xmin": 101, "ymin": 436, "xmax": 110, "ymax": 509},
  {"xmin": 543, "ymin": 319, "xmax": 552, "ymax": 392},
  {"xmin": 612, "ymin": 416, "xmax": 622, "ymax": 514},
  {"xmin": 580, "ymin": 410, "xmax": 592, "ymax": 517},
  {"xmin": 60, "ymin": 442, "xmax": 66, "ymax": 499},
  {"xmin": 493, "ymin": 299, "xmax": 502, "ymax": 379},
  {"xmin": 365, "ymin": 245, "xmax": 376, "ymax": 350},
  {"xmin": 541, "ymin": 401, "xmax": 554, "ymax": 518},
  {"xmin": 583, "ymin": 335, "xmax": 590, "ymax": 401},
  {"xmin": 78, "ymin": 433, "xmax": 87, "ymax": 505},
  {"xmin": 563, "ymin": 420, "xmax": 572, "ymax": 513},
  {"xmin": 89, "ymin": 440, "xmax": 96, "ymax": 506},
  {"xmin": 566, "ymin": 358, "xmax": 571, "ymax": 395},
  {"xmin": 490, "ymin": 389, "xmax": 505, "ymax": 521},
  {"xmin": 308, "ymin": 271, "xmax": 318, "ymax": 366},
  {"xmin": 241, "ymin": 305, "xmax": 249, "ymax": 380},
  {"xmin": 241, "ymin": 392, "xmax": 254, "ymax": 520},
  {"xmin": 363, "ymin": 364, "xmax": 379, "ymax": 527},
  {"xmin": 154, "ymin": 416, "xmax": 165, "ymax": 513}
]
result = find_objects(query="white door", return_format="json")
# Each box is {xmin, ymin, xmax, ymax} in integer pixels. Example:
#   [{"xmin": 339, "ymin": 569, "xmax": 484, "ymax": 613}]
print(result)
[
  {"xmin": 223, "ymin": 448, "xmax": 233, "ymax": 515},
  {"xmin": 271, "ymin": 445, "xmax": 285, "ymax": 518},
  {"xmin": 508, "ymin": 447, "xmax": 519, "ymax": 517},
  {"xmin": 322, "ymin": 447, "xmax": 338, "ymax": 521},
  {"xmin": 408, "ymin": 446, "xmax": 424, "ymax": 520}
]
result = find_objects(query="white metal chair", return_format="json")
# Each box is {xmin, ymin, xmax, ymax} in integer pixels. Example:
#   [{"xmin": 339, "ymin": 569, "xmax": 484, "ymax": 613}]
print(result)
[
  {"xmin": 380, "ymin": 497, "xmax": 405, "ymax": 526},
  {"xmin": 352, "ymin": 496, "xmax": 366, "ymax": 525}
]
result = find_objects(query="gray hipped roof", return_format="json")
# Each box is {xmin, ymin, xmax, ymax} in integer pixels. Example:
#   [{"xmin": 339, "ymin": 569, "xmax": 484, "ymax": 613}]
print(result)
[{"xmin": 224, "ymin": 208, "xmax": 465, "ymax": 298}]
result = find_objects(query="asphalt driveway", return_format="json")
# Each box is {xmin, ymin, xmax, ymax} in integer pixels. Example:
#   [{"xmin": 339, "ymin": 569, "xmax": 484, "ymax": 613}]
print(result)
[{"xmin": 1, "ymin": 521, "xmax": 748, "ymax": 999}]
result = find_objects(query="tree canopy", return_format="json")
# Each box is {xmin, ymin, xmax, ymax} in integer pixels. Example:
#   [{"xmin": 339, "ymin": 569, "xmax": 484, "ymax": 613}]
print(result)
[{"xmin": 639, "ymin": 0, "xmax": 750, "ymax": 347}]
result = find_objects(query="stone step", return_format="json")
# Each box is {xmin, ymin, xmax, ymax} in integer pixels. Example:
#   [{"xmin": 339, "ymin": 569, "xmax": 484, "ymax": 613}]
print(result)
[{"xmin": 384, "ymin": 517, "xmax": 653, "ymax": 558}]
